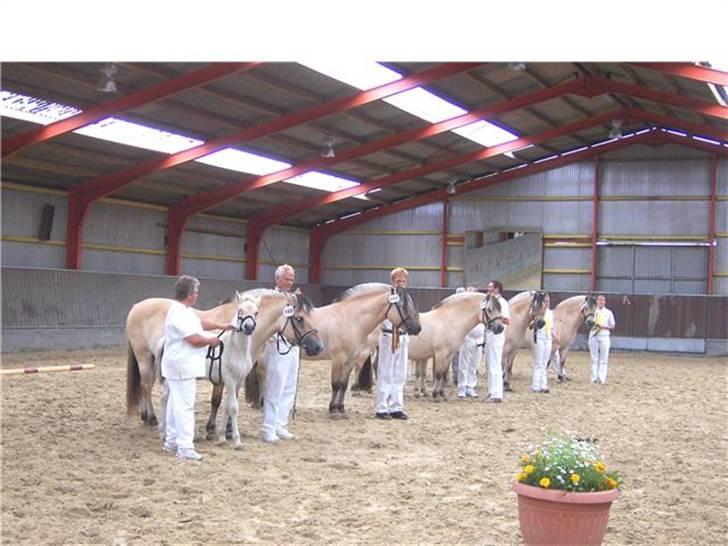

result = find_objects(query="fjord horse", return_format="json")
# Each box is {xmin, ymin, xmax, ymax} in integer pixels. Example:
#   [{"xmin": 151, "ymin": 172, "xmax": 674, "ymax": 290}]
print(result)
[{"xmin": 409, "ymin": 292, "xmax": 504, "ymax": 400}]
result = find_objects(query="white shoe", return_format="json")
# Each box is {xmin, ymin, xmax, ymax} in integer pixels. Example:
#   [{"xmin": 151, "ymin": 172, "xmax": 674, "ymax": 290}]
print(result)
[
  {"xmin": 176, "ymin": 448, "xmax": 203, "ymax": 461},
  {"xmin": 466, "ymin": 389, "xmax": 479, "ymax": 398},
  {"xmin": 276, "ymin": 429, "xmax": 295, "ymax": 440},
  {"xmin": 457, "ymin": 392, "xmax": 467, "ymax": 399},
  {"xmin": 262, "ymin": 431, "xmax": 280, "ymax": 443},
  {"xmin": 162, "ymin": 440, "xmax": 177, "ymax": 453}
]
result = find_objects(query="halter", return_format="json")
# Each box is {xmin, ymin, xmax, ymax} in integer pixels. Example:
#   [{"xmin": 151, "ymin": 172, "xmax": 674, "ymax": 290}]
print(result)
[
  {"xmin": 581, "ymin": 298, "xmax": 596, "ymax": 324},
  {"xmin": 207, "ymin": 312, "xmax": 255, "ymax": 385},
  {"xmin": 276, "ymin": 306, "xmax": 319, "ymax": 356},
  {"xmin": 481, "ymin": 296, "xmax": 503, "ymax": 332},
  {"xmin": 384, "ymin": 287, "xmax": 417, "ymax": 333}
]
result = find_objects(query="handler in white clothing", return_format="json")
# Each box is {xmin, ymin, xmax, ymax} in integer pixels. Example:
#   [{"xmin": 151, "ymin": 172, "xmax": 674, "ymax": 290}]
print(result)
[
  {"xmin": 375, "ymin": 267, "xmax": 410, "ymax": 420},
  {"xmin": 458, "ymin": 287, "xmax": 485, "ymax": 398},
  {"xmin": 531, "ymin": 293, "xmax": 553, "ymax": 393},
  {"xmin": 262, "ymin": 264, "xmax": 299, "ymax": 443},
  {"xmin": 162, "ymin": 275, "xmax": 232, "ymax": 461},
  {"xmin": 484, "ymin": 280, "xmax": 510, "ymax": 403},
  {"xmin": 589, "ymin": 294, "xmax": 616, "ymax": 384}
]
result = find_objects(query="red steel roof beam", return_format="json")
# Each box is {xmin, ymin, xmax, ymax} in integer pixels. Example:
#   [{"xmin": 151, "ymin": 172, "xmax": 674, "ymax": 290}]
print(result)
[
  {"xmin": 2, "ymin": 63, "xmax": 260, "ymax": 158},
  {"xmin": 632, "ymin": 63, "xmax": 728, "ymax": 86}
]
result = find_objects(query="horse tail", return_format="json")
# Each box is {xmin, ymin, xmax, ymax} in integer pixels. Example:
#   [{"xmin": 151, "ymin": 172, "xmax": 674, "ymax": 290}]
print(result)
[
  {"xmin": 245, "ymin": 361, "xmax": 262, "ymax": 409},
  {"xmin": 126, "ymin": 343, "xmax": 141, "ymax": 416},
  {"xmin": 357, "ymin": 355, "xmax": 374, "ymax": 392}
]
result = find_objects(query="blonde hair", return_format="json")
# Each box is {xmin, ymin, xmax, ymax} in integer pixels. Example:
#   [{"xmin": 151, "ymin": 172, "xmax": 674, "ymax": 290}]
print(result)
[{"xmin": 390, "ymin": 267, "xmax": 409, "ymax": 282}]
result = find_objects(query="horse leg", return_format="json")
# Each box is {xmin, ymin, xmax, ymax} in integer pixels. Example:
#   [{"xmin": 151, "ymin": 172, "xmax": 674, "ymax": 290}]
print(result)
[
  {"xmin": 329, "ymin": 359, "xmax": 343, "ymax": 418},
  {"xmin": 231, "ymin": 383, "xmax": 243, "ymax": 450},
  {"xmin": 413, "ymin": 359, "xmax": 422, "ymax": 398},
  {"xmin": 135, "ymin": 348, "xmax": 157, "ymax": 426},
  {"xmin": 217, "ymin": 384, "xmax": 231, "ymax": 446},
  {"xmin": 504, "ymin": 352, "xmax": 515, "ymax": 392},
  {"xmin": 206, "ymin": 383, "xmax": 223, "ymax": 440}
]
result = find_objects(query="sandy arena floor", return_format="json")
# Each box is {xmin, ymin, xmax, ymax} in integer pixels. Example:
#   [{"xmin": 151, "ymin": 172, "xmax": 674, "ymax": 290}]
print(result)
[{"xmin": 1, "ymin": 348, "xmax": 726, "ymax": 545}]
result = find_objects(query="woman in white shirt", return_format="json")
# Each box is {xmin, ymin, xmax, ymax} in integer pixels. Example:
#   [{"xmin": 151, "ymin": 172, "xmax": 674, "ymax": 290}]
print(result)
[
  {"xmin": 531, "ymin": 292, "xmax": 553, "ymax": 393},
  {"xmin": 589, "ymin": 294, "xmax": 616, "ymax": 384}
]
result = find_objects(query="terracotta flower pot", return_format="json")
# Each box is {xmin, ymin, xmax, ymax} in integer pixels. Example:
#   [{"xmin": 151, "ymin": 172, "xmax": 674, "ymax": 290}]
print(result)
[{"xmin": 512, "ymin": 482, "xmax": 619, "ymax": 545}]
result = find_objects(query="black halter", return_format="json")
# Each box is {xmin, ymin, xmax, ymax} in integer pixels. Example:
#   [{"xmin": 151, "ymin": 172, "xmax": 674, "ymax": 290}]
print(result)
[
  {"xmin": 206, "ymin": 312, "xmax": 255, "ymax": 385},
  {"xmin": 481, "ymin": 296, "xmax": 503, "ymax": 332},
  {"xmin": 276, "ymin": 311, "xmax": 319, "ymax": 356},
  {"xmin": 384, "ymin": 287, "xmax": 416, "ymax": 332}
]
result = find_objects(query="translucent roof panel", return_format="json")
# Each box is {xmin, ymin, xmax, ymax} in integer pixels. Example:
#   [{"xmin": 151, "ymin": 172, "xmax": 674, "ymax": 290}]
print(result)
[
  {"xmin": 1, "ymin": 90, "xmax": 362, "ymax": 194},
  {"xmin": 300, "ymin": 62, "xmax": 520, "ymax": 152}
]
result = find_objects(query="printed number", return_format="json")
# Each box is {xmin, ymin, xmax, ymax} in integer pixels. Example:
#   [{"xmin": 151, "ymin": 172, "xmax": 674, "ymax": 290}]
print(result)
[
  {"xmin": 283, "ymin": 305, "xmax": 295, "ymax": 317},
  {"xmin": 388, "ymin": 294, "xmax": 400, "ymax": 304}
]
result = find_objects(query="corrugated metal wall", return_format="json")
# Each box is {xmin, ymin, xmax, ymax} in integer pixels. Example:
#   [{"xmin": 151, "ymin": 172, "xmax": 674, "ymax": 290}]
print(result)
[{"xmin": 716, "ymin": 159, "xmax": 728, "ymax": 295}]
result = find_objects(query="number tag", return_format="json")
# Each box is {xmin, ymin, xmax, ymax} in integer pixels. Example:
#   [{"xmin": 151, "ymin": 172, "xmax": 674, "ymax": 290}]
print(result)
[
  {"xmin": 283, "ymin": 305, "xmax": 295, "ymax": 318},
  {"xmin": 480, "ymin": 299, "xmax": 489, "ymax": 310},
  {"xmin": 388, "ymin": 293, "xmax": 400, "ymax": 304}
]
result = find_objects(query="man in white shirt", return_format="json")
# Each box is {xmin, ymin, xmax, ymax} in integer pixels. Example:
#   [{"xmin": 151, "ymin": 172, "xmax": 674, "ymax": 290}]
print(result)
[
  {"xmin": 458, "ymin": 286, "xmax": 485, "ymax": 399},
  {"xmin": 484, "ymin": 280, "xmax": 511, "ymax": 403},
  {"xmin": 589, "ymin": 294, "xmax": 616, "ymax": 384},
  {"xmin": 262, "ymin": 264, "xmax": 299, "ymax": 443},
  {"xmin": 162, "ymin": 275, "xmax": 232, "ymax": 461}
]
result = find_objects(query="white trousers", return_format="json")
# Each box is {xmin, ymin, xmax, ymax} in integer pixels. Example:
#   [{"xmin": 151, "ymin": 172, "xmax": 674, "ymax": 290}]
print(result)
[
  {"xmin": 458, "ymin": 341, "xmax": 481, "ymax": 394},
  {"xmin": 531, "ymin": 337, "xmax": 552, "ymax": 391},
  {"xmin": 263, "ymin": 343, "xmax": 300, "ymax": 434},
  {"xmin": 485, "ymin": 331, "xmax": 505, "ymax": 399},
  {"xmin": 589, "ymin": 335, "xmax": 611, "ymax": 383},
  {"xmin": 165, "ymin": 377, "xmax": 196, "ymax": 450},
  {"xmin": 376, "ymin": 334, "xmax": 408, "ymax": 413}
]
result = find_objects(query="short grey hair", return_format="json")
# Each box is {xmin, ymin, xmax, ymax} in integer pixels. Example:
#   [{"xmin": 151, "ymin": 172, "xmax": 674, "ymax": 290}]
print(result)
[
  {"xmin": 175, "ymin": 275, "xmax": 200, "ymax": 301},
  {"xmin": 275, "ymin": 264, "xmax": 294, "ymax": 279}
]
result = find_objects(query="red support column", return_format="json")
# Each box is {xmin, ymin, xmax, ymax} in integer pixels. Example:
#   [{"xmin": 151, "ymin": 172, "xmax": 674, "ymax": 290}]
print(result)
[
  {"xmin": 65, "ymin": 192, "xmax": 90, "ymax": 269},
  {"xmin": 244, "ymin": 224, "xmax": 263, "ymax": 281},
  {"xmin": 590, "ymin": 157, "xmax": 601, "ymax": 291},
  {"xmin": 440, "ymin": 199, "xmax": 449, "ymax": 288},
  {"xmin": 308, "ymin": 229, "xmax": 325, "ymax": 284},
  {"xmin": 165, "ymin": 210, "xmax": 188, "ymax": 276},
  {"xmin": 707, "ymin": 155, "xmax": 718, "ymax": 294}
]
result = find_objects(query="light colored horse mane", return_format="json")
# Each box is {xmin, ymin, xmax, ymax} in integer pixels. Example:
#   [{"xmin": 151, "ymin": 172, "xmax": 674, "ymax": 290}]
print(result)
[
  {"xmin": 337, "ymin": 282, "xmax": 390, "ymax": 301},
  {"xmin": 432, "ymin": 291, "xmax": 483, "ymax": 310}
]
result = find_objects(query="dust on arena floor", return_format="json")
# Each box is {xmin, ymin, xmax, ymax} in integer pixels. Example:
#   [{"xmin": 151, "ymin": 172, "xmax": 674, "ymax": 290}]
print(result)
[{"xmin": 1, "ymin": 347, "xmax": 726, "ymax": 544}]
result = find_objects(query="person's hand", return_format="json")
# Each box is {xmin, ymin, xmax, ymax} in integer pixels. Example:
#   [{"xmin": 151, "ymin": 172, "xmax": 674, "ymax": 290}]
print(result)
[{"xmin": 210, "ymin": 337, "xmax": 222, "ymax": 347}]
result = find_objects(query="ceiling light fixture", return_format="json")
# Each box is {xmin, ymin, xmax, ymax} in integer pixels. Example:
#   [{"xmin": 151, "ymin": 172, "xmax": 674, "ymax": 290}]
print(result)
[
  {"xmin": 321, "ymin": 134, "xmax": 336, "ymax": 158},
  {"xmin": 97, "ymin": 63, "xmax": 118, "ymax": 93},
  {"xmin": 608, "ymin": 119, "xmax": 623, "ymax": 140},
  {"xmin": 507, "ymin": 62, "xmax": 527, "ymax": 71},
  {"xmin": 446, "ymin": 181, "xmax": 457, "ymax": 195}
]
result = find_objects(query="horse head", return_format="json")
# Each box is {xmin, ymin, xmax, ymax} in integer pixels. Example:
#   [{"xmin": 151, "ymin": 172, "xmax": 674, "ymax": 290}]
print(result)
[
  {"xmin": 481, "ymin": 293, "xmax": 505, "ymax": 334},
  {"xmin": 233, "ymin": 291, "xmax": 259, "ymax": 335},
  {"xmin": 280, "ymin": 291, "xmax": 324, "ymax": 357},
  {"xmin": 528, "ymin": 291, "xmax": 548, "ymax": 329},
  {"xmin": 386, "ymin": 286, "xmax": 421, "ymax": 336},
  {"xmin": 581, "ymin": 294, "xmax": 598, "ymax": 329}
]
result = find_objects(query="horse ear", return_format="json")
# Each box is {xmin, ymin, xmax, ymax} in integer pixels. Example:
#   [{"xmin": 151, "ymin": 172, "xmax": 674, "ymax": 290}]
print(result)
[
  {"xmin": 235, "ymin": 290, "xmax": 243, "ymax": 303},
  {"xmin": 294, "ymin": 287, "xmax": 302, "ymax": 295}
]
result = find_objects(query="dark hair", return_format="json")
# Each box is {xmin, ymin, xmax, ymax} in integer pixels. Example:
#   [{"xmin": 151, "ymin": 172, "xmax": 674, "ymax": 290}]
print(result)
[
  {"xmin": 175, "ymin": 275, "xmax": 199, "ymax": 301},
  {"xmin": 490, "ymin": 280, "xmax": 503, "ymax": 293}
]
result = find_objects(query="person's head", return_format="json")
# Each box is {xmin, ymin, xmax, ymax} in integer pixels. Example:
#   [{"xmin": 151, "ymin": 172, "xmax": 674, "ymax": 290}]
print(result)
[
  {"xmin": 275, "ymin": 264, "xmax": 295, "ymax": 292},
  {"xmin": 596, "ymin": 294, "xmax": 607, "ymax": 308},
  {"xmin": 175, "ymin": 275, "xmax": 200, "ymax": 306},
  {"xmin": 544, "ymin": 292, "xmax": 551, "ymax": 307},
  {"xmin": 455, "ymin": 286, "xmax": 466, "ymax": 294},
  {"xmin": 487, "ymin": 280, "xmax": 503, "ymax": 296},
  {"xmin": 390, "ymin": 267, "xmax": 409, "ymax": 288}
]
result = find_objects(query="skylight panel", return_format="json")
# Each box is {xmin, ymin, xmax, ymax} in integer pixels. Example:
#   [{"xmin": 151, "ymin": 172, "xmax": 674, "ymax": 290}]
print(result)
[
  {"xmin": 75, "ymin": 118, "xmax": 201, "ymax": 154},
  {"xmin": 384, "ymin": 87, "xmax": 465, "ymax": 122},
  {"xmin": 300, "ymin": 62, "xmax": 401, "ymax": 90},
  {"xmin": 197, "ymin": 148, "xmax": 290, "ymax": 175},
  {"xmin": 0, "ymin": 90, "xmax": 79, "ymax": 124},
  {"xmin": 1, "ymin": 90, "xmax": 362, "ymax": 196}
]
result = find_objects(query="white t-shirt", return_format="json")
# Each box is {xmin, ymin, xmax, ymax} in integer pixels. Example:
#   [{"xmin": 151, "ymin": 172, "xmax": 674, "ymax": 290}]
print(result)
[
  {"xmin": 590, "ymin": 307, "xmax": 616, "ymax": 338},
  {"xmin": 464, "ymin": 323, "xmax": 486, "ymax": 345},
  {"xmin": 535, "ymin": 308, "xmax": 554, "ymax": 341},
  {"xmin": 161, "ymin": 301, "xmax": 208, "ymax": 380}
]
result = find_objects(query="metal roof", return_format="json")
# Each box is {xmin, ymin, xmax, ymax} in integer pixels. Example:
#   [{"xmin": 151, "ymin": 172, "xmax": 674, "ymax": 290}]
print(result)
[{"xmin": 2, "ymin": 61, "xmax": 727, "ymax": 229}]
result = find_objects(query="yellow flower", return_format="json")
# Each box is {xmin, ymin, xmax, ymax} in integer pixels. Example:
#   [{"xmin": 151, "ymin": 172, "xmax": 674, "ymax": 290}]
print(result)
[
  {"xmin": 516, "ymin": 472, "xmax": 527, "ymax": 482},
  {"xmin": 570, "ymin": 473, "xmax": 581, "ymax": 485},
  {"xmin": 539, "ymin": 477, "xmax": 551, "ymax": 488},
  {"xmin": 520, "ymin": 454, "xmax": 530, "ymax": 464},
  {"xmin": 594, "ymin": 461, "xmax": 606, "ymax": 473},
  {"xmin": 524, "ymin": 465, "xmax": 535, "ymax": 475},
  {"xmin": 605, "ymin": 477, "xmax": 618, "ymax": 490}
]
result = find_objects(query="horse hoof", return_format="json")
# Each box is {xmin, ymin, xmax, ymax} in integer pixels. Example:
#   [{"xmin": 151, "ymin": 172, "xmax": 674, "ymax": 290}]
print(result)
[
  {"xmin": 351, "ymin": 391, "xmax": 361, "ymax": 397},
  {"xmin": 504, "ymin": 385, "xmax": 513, "ymax": 393},
  {"xmin": 234, "ymin": 443, "xmax": 244, "ymax": 451},
  {"xmin": 414, "ymin": 392, "xmax": 421, "ymax": 399},
  {"xmin": 147, "ymin": 416, "xmax": 158, "ymax": 427},
  {"xmin": 216, "ymin": 438, "xmax": 227, "ymax": 446},
  {"xmin": 329, "ymin": 411, "xmax": 343, "ymax": 419},
  {"xmin": 207, "ymin": 432, "xmax": 217, "ymax": 441}
]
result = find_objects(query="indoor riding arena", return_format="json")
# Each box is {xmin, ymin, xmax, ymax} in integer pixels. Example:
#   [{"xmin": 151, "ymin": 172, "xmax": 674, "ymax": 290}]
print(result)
[{"xmin": 2, "ymin": 59, "xmax": 727, "ymax": 546}]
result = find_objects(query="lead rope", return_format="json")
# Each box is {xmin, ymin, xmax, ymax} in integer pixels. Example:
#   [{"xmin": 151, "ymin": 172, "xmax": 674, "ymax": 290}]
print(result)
[{"xmin": 206, "ymin": 330, "xmax": 226, "ymax": 386}]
